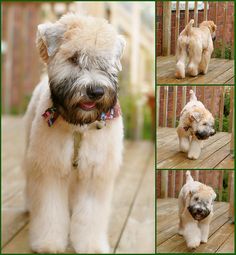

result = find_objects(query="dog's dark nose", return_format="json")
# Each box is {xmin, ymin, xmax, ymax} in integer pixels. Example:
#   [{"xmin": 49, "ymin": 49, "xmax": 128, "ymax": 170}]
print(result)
[
  {"xmin": 195, "ymin": 131, "xmax": 208, "ymax": 140},
  {"xmin": 86, "ymin": 86, "xmax": 104, "ymax": 100},
  {"xmin": 197, "ymin": 208, "xmax": 203, "ymax": 214}
]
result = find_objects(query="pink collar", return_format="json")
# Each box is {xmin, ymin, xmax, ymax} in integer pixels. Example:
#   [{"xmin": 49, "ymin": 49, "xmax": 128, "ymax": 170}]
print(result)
[{"xmin": 42, "ymin": 103, "xmax": 121, "ymax": 127}]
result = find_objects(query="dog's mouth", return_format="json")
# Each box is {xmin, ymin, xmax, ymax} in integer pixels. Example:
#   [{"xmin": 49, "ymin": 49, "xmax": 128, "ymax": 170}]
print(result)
[
  {"xmin": 79, "ymin": 102, "xmax": 96, "ymax": 111},
  {"xmin": 188, "ymin": 206, "xmax": 210, "ymax": 221}
]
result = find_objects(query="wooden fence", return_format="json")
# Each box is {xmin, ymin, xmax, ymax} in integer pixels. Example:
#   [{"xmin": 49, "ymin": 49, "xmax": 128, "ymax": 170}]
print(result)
[
  {"xmin": 157, "ymin": 170, "xmax": 234, "ymax": 221},
  {"xmin": 162, "ymin": 1, "xmax": 234, "ymax": 58},
  {"xmin": 157, "ymin": 86, "xmax": 234, "ymax": 131}
]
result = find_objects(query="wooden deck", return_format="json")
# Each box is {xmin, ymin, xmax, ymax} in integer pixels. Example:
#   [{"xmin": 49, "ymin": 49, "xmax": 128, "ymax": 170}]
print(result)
[
  {"xmin": 157, "ymin": 127, "xmax": 234, "ymax": 169},
  {"xmin": 157, "ymin": 56, "xmax": 234, "ymax": 84},
  {"xmin": 157, "ymin": 198, "xmax": 234, "ymax": 253},
  {"xmin": 1, "ymin": 116, "xmax": 155, "ymax": 253}
]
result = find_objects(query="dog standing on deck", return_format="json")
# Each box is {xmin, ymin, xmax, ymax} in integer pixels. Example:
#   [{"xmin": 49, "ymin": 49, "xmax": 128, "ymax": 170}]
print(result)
[
  {"xmin": 177, "ymin": 90, "xmax": 216, "ymax": 160},
  {"xmin": 178, "ymin": 171, "xmax": 216, "ymax": 249},
  {"xmin": 23, "ymin": 13, "xmax": 125, "ymax": 253},
  {"xmin": 175, "ymin": 19, "xmax": 217, "ymax": 79}
]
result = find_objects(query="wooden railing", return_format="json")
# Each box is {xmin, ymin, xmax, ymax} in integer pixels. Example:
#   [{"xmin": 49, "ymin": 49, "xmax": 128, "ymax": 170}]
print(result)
[
  {"xmin": 157, "ymin": 170, "xmax": 234, "ymax": 220},
  {"xmin": 162, "ymin": 1, "xmax": 232, "ymax": 57}
]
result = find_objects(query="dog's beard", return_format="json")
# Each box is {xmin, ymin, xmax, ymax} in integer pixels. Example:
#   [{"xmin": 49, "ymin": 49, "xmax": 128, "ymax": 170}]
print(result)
[
  {"xmin": 188, "ymin": 206, "xmax": 211, "ymax": 221},
  {"xmin": 49, "ymin": 78, "xmax": 117, "ymax": 125}
]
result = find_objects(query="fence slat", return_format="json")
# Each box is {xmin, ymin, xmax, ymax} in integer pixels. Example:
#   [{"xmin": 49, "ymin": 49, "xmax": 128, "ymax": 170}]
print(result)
[
  {"xmin": 157, "ymin": 86, "xmax": 160, "ymax": 127},
  {"xmin": 175, "ymin": 170, "xmax": 183, "ymax": 198},
  {"xmin": 228, "ymin": 171, "xmax": 234, "ymax": 222},
  {"xmin": 204, "ymin": 1, "xmax": 208, "ymax": 21},
  {"xmin": 219, "ymin": 87, "xmax": 225, "ymax": 132},
  {"xmin": 161, "ymin": 170, "xmax": 168, "ymax": 198},
  {"xmin": 162, "ymin": 2, "xmax": 172, "ymax": 56},
  {"xmin": 181, "ymin": 87, "xmax": 187, "ymax": 109},
  {"xmin": 229, "ymin": 86, "xmax": 234, "ymax": 133},
  {"xmin": 172, "ymin": 86, "xmax": 178, "ymax": 128},
  {"xmin": 175, "ymin": 1, "xmax": 180, "ymax": 47},
  {"xmin": 221, "ymin": 2, "xmax": 228, "ymax": 58},
  {"xmin": 201, "ymin": 86, "xmax": 205, "ymax": 105},
  {"xmin": 185, "ymin": 2, "xmax": 189, "ymax": 26},
  {"xmin": 211, "ymin": 86, "xmax": 216, "ymax": 115},
  {"xmin": 163, "ymin": 86, "xmax": 169, "ymax": 127},
  {"xmin": 194, "ymin": 1, "xmax": 198, "ymax": 27},
  {"xmin": 218, "ymin": 170, "xmax": 224, "ymax": 201}
]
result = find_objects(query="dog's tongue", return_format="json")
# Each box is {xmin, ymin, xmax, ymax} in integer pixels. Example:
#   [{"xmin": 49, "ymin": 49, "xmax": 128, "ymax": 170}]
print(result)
[{"xmin": 80, "ymin": 102, "xmax": 96, "ymax": 111}]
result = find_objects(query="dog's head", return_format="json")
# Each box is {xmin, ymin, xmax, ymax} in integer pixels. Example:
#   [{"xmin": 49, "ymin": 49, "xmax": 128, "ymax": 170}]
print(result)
[
  {"xmin": 36, "ymin": 13, "xmax": 126, "ymax": 125},
  {"xmin": 200, "ymin": 21, "xmax": 217, "ymax": 41},
  {"xmin": 187, "ymin": 108, "xmax": 216, "ymax": 140},
  {"xmin": 188, "ymin": 185, "xmax": 216, "ymax": 221}
]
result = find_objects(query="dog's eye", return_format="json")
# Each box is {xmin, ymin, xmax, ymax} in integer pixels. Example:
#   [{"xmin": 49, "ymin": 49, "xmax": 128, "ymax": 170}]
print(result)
[
  {"xmin": 195, "ymin": 197, "xmax": 199, "ymax": 201},
  {"xmin": 69, "ymin": 56, "xmax": 78, "ymax": 65},
  {"xmin": 203, "ymin": 123, "xmax": 208, "ymax": 126}
]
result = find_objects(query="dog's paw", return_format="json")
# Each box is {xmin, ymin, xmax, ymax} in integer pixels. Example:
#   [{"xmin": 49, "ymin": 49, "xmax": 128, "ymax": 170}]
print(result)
[
  {"xmin": 201, "ymin": 238, "xmax": 208, "ymax": 243},
  {"xmin": 31, "ymin": 240, "xmax": 67, "ymax": 254},
  {"xmin": 73, "ymin": 242, "xmax": 110, "ymax": 254},
  {"xmin": 188, "ymin": 150, "xmax": 200, "ymax": 160},
  {"xmin": 187, "ymin": 239, "xmax": 201, "ymax": 249},
  {"xmin": 178, "ymin": 228, "xmax": 184, "ymax": 236}
]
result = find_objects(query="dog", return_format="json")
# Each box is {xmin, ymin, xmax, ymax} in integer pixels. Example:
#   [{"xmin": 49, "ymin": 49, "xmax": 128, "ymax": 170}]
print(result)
[
  {"xmin": 178, "ymin": 171, "xmax": 216, "ymax": 249},
  {"xmin": 177, "ymin": 89, "xmax": 216, "ymax": 160},
  {"xmin": 23, "ymin": 13, "xmax": 125, "ymax": 253},
  {"xmin": 175, "ymin": 19, "xmax": 217, "ymax": 79}
]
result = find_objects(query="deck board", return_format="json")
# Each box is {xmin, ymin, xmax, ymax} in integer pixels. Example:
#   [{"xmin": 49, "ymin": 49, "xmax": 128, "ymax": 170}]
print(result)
[
  {"xmin": 1, "ymin": 116, "xmax": 155, "ymax": 253},
  {"xmin": 157, "ymin": 199, "xmax": 234, "ymax": 253},
  {"xmin": 157, "ymin": 127, "xmax": 234, "ymax": 169},
  {"xmin": 157, "ymin": 56, "xmax": 234, "ymax": 84}
]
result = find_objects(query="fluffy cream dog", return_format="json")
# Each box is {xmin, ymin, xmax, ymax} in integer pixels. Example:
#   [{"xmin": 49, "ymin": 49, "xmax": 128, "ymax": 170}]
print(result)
[
  {"xmin": 178, "ymin": 171, "xmax": 216, "ymax": 249},
  {"xmin": 175, "ymin": 19, "xmax": 217, "ymax": 79},
  {"xmin": 177, "ymin": 90, "xmax": 216, "ymax": 159},
  {"xmin": 23, "ymin": 13, "xmax": 125, "ymax": 253}
]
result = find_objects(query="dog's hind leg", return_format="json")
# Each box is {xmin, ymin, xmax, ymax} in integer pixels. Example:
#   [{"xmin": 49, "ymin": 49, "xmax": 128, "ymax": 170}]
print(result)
[
  {"xmin": 187, "ymin": 41, "xmax": 202, "ymax": 77},
  {"xmin": 199, "ymin": 49, "xmax": 212, "ymax": 74},
  {"xmin": 175, "ymin": 40, "xmax": 187, "ymax": 79}
]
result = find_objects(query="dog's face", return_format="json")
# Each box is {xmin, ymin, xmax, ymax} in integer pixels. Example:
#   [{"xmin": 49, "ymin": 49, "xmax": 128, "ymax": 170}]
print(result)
[
  {"xmin": 36, "ymin": 14, "xmax": 125, "ymax": 125},
  {"xmin": 187, "ymin": 108, "xmax": 216, "ymax": 140},
  {"xmin": 200, "ymin": 21, "xmax": 217, "ymax": 41},
  {"xmin": 188, "ymin": 186, "xmax": 216, "ymax": 221}
]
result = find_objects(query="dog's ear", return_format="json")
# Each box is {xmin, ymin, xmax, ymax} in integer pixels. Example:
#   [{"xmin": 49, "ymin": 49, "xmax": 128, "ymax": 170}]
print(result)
[
  {"xmin": 36, "ymin": 22, "xmax": 66, "ymax": 62},
  {"xmin": 209, "ymin": 187, "xmax": 217, "ymax": 200},
  {"xmin": 189, "ymin": 111, "xmax": 201, "ymax": 122},
  {"xmin": 114, "ymin": 35, "xmax": 126, "ymax": 71}
]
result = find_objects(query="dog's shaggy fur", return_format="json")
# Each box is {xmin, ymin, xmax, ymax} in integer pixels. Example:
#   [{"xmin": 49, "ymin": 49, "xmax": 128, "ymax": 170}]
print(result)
[
  {"xmin": 175, "ymin": 19, "xmax": 217, "ymax": 79},
  {"xmin": 23, "ymin": 13, "xmax": 125, "ymax": 253},
  {"xmin": 178, "ymin": 171, "xmax": 216, "ymax": 249},
  {"xmin": 177, "ymin": 90, "xmax": 216, "ymax": 159}
]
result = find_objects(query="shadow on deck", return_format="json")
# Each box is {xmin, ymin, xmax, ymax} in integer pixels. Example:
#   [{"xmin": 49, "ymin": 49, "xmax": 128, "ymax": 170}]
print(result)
[
  {"xmin": 157, "ymin": 56, "xmax": 234, "ymax": 84},
  {"xmin": 1, "ymin": 116, "xmax": 155, "ymax": 253},
  {"xmin": 157, "ymin": 198, "xmax": 234, "ymax": 253},
  {"xmin": 157, "ymin": 127, "xmax": 234, "ymax": 169}
]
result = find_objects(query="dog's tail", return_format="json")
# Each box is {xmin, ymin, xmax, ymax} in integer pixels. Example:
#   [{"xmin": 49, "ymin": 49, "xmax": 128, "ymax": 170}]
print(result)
[
  {"xmin": 184, "ymin": 19, "xmax": 194, "ymax": 35},
  {"xmin": 186, "ymin": 170, "xmax": 194, "ymax": 183},
  {"xmin": 189, "ymin": 89, "xmax": 197, "ymax": 101}
]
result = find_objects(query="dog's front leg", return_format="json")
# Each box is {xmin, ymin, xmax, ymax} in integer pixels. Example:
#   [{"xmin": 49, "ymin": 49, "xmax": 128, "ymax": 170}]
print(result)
[
  {"xmin": 70, "ymin": 175, "xmax": 115, "ymax": 253},
  {"xmin": 177, "ymin": 127, "xmax": 190, "ymax": 153},
  {"xmin": 199, "ymin": 213, "xmax": 212, "ymax": 243},
  {"xmin": 26, "ymin": 172, "xmax": 70, "ymax": 253},
  {"xmin": 183, "ymin": 222, "xmax": 201, "ymax": 249},
  {"xmin": 188, "ymin": 137, "xmax": 202, "ymax": 159}
]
